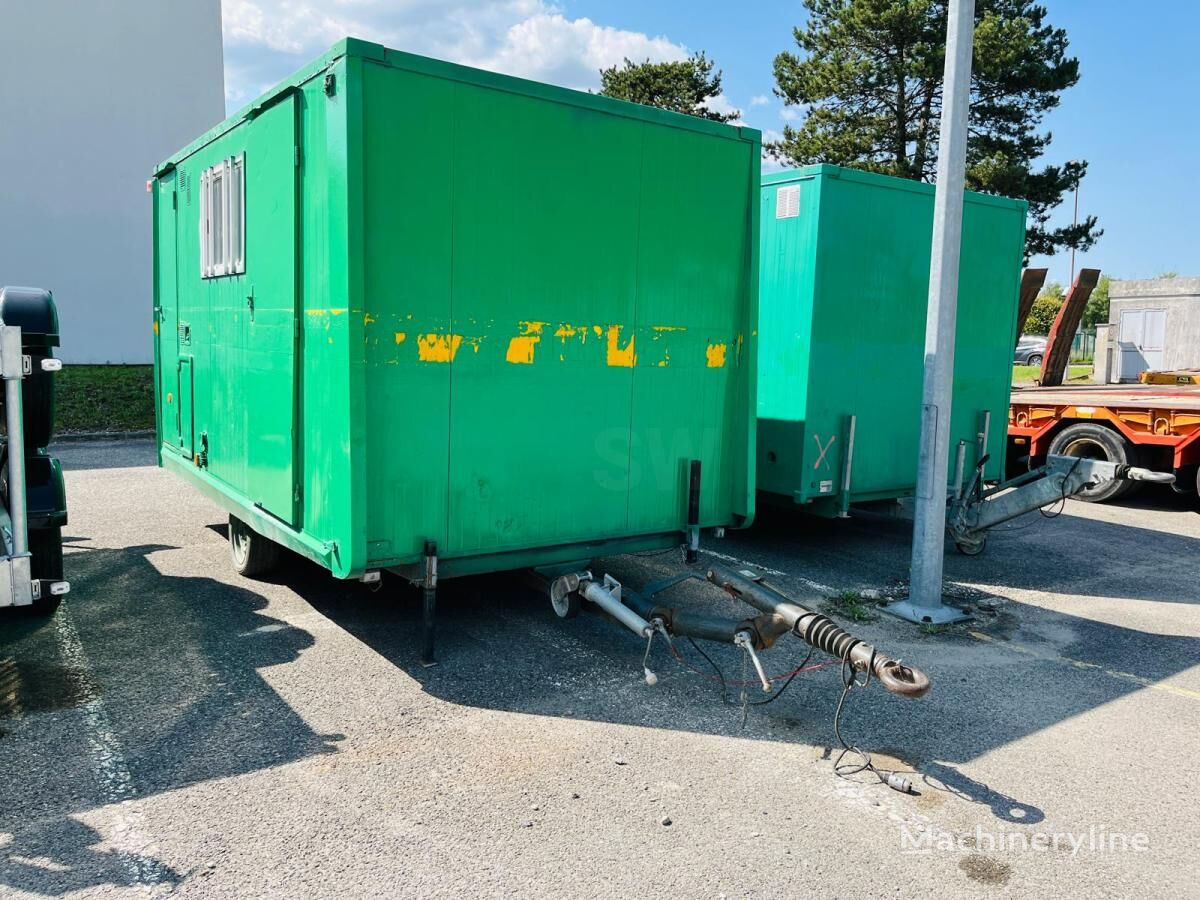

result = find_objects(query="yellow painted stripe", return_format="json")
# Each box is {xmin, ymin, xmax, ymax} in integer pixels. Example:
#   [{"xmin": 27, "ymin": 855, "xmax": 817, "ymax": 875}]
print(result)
[
  {"xmin": 606, "ymin": 325, "xmax": 636, "ymax": 367},
  {"xmin": 417, "ymin": 333, "xmax": 463, "ymax": 363},
  {"xmin": 505, "ymin": 321, "xmax": 548, "ymax": 364}
]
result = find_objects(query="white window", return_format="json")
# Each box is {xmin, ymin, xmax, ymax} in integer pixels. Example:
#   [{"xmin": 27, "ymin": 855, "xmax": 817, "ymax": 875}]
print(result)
[{"xmin": 200, "ymin": 154, "xmax": 245, "ymax": 278}]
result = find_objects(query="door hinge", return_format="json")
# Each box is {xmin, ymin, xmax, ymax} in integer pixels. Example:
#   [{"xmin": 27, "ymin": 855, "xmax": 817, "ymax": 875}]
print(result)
[
  {"xmin": 294, "ymin": 146, "xmax": 302, "ymax": 168},
  {"xmin": 171, "ymin": 190, "xmax": 177, "ymax": 210}
]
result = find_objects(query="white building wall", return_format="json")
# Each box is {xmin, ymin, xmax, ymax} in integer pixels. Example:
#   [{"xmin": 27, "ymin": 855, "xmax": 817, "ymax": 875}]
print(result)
[
  {"xmin": 0, "ymin": 0, "xmax": 225, "ymax": 362},
  {"xmin": 1108, "ymin": 277, "xmax": 1200, "ymax": 381}
]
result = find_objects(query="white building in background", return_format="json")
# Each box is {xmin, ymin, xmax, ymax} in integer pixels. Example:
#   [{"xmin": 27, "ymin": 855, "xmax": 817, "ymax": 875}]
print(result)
[
  {"xmin": 1097, "ymin": 277, "xmax": 1200, "ymax": 383},
  {"xmin": 0, "ymin": 0, "xmax": 225, "ymax": 363}
]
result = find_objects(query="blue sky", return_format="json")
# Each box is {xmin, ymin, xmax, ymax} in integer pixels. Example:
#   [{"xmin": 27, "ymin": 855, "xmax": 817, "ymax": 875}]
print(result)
[{"xmin": 222, "ymin": 1, "xmax": 1198, "ymax": 286}]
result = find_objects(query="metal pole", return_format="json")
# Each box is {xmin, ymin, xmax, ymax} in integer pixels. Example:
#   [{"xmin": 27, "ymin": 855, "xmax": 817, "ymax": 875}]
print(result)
[
  {"xmin": 420, "ymin": 540, "xmax": 438, "ymax": 666},
  {"xmin": 977, "ymin": 409, "xmax": 991, "ymax": 468},
  {"xmin": 685, "ymin": 459, "xmax": 701, "ymax": 563},
  {"xmin": 953, "ymin": 441, "xmax": 967, "ymax": 501},
  {"xmin": 888, "ymin": 0, "xmax": 975, "ymax": 625},
  {"xmin": 837, "ymin": 414, "xmax": 857, "ymax": 518},
  {"xmin": 5, "ymin": 376, "xmax": 28, "ymax": 555}
]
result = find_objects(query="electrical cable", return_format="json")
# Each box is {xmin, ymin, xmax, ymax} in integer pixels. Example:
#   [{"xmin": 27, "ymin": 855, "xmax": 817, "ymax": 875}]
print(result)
[
  {"xmin": 672, "ymin": 635, "xmax": 829, "ymax": 705},
  {"xmin": 661, "ymin": 607, "xmax": 915, "ymax": 793},
  {"xmin": 1039, "ymin": 455, "xmax": 1084, "ymax": 519},
  {"xmin": 831, "ymin": 655, "xmax": 915, "ymax": 794}
]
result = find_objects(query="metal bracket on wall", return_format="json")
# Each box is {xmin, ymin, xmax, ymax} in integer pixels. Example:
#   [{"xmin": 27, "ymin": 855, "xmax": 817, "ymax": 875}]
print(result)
[{"xmin": 838, "ymin": 413, "xmax": 857, "ymax": 518}]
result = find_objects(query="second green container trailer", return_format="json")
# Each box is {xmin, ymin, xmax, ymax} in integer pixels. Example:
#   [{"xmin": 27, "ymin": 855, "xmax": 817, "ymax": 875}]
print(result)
[
  {"xmin": 151, "ymin": 39, "xmax": 759, "ymax": 582},
  {"xmin": 757, "ymin": 165, "xmax": 1027, "ymax": 515}
]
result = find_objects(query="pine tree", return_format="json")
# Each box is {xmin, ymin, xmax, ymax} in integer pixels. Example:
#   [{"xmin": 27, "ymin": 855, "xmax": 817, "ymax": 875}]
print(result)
[
  {"xmin": 773, "ymin": 0, "xmax": 1101, "ymax": 258},
  {"xmin": 599, "ymin": 54, "xmax": 739, "ymax": 123}
]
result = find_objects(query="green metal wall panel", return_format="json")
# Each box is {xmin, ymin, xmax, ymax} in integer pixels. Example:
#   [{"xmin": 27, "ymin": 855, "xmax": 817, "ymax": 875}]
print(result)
[
  {"xmin": 757, "ymin": 165, "xmax": 1026, "ymax": 514},
  {"xmin": 357, "ymin": 55, "xmax": 758, "ymax": 567},
  {"xmin": 153, "ymin": 40, "xmax": 758, "ymax": 579}
]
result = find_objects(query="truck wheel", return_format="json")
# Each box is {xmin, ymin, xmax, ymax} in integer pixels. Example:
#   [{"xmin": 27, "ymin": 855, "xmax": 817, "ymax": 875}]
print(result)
[
  {"xmin": 1047, "ymin": 423, "xmax": 1138, "ymax": 503},
  {"xmin": 27, "ymin": 527, "xmax": 64, "ymax": 616},
  {"xmin": 229, "ymin": 515, "xmax": 281, "ymax": 578}
]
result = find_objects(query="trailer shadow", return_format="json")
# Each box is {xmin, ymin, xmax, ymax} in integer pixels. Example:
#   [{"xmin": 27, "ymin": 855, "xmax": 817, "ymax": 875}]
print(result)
[
  {"xmin": 0, "ymin": 543, "xmax": 340, "ymax": 898},
  {"xmin": 278, "ymin": 535, "xmax": 1197, "ymax": 833},
  {"xmin": 3, "ymin": 504, "xmax": 1194, "ymax": 893},
  {"xmin": 730, "ymin": 491, "xmax": 1200, "ymax": 606}
]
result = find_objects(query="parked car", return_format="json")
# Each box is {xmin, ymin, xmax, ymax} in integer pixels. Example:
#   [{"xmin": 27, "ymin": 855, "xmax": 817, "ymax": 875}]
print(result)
[{"xmin": 1014, "ymin": 334, "xmax": 1047, "ymax": 366}]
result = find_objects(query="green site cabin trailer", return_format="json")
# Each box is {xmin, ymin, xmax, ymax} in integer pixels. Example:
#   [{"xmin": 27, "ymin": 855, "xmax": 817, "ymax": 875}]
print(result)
[
  {"xmin": 756, "ymin": 165, "xmax": 1027, "ymax": 515},
  {"xmin": 151, "ymin": 38, "xmax": 760, "ymax": 580}
]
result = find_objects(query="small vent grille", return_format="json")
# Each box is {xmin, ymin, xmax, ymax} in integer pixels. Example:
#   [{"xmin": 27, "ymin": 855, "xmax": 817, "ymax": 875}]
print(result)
[
  {"xmin": 179, "ymin": 170, "xmax": 191, "ymax": 206},
  {"xmin": 776, "ymin": 185, "xmax": 801, "ymax": 219}
]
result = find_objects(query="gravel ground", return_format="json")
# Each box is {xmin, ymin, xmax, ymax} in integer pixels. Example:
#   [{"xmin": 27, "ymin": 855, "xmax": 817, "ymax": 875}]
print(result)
[{"xmin": 1, "ymin": 440, "xmax": 1197, "ymax": 899}]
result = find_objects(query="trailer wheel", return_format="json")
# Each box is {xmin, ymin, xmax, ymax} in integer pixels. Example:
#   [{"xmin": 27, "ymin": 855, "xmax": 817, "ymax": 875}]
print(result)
[
  {"xmin": 955, "ymin": 535, "xmax": 987, "ymax": 556},
  {"xmin": 229, "ymin": 515, "xmax": 281, "ymax": 578},
  {"xmin": 1047, "ymin": 423, "xmax": 1138, "ymax": 503}
]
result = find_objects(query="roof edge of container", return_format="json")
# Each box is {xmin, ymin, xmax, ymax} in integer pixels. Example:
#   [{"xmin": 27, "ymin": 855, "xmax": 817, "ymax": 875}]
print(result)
[
  {"xmin": 154, "ymin": 37, "xmax": 762, "ymax": 175},
  {"xmin": 154, "ymin": 40, "xmax": 355, "ymax": 174},
  {"xmin": 762, "ymin": 163, "xmax": 1027, "ymax": 212},
  {"xmin": 355, "ymin": 38, "xmax": 759, "ymax": 144}
]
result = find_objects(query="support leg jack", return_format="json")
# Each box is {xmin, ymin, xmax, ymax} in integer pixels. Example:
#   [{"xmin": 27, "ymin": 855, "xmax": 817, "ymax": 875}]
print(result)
[{"xmin": 420, "ymin": 540, "xmax": 438, "ymax": 667}]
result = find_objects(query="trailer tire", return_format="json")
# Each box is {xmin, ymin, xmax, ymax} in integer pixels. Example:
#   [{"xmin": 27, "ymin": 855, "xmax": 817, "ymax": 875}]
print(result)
[
  {"xmin": 955, "ymin": 535, "xmax": 987, "ymax": 556},
  {"xmin": 229, "ymin": 515, "xmax": 281, "ymax": 578},
  {"xmin": 1047, "ymin": 423, "xmax": 1138, "ymax": 503}
]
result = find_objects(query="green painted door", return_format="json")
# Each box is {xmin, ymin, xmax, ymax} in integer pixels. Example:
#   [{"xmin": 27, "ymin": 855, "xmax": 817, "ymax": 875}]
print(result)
[
  {"xmin": 154, "ymin": 171, "xmax": 180, "ymax": 449},
  {"xmin": 240, "ymin": 95, "xmax": 299, "ymax": 524}
]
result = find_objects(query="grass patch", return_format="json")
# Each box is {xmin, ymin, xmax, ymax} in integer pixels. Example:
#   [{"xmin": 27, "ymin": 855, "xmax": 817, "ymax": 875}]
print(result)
[
  {"xmin": 1012, "ymin": 364, "xmax": 1091, "ymax": 385},
  {"xmin": 56, "ymin": 365, "xmax": 155, "ymax": 434},
  {"xmin": 826, "ymin": 589, "xmax": 878, "ymax": 623}
]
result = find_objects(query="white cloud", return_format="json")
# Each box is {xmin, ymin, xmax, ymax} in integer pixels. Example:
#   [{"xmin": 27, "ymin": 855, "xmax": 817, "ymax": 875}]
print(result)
[
  {"xmin": 472, "ymin": 13, "xmax": 687, "ymax": 88},
  {"xmin": 780, "ymin": 106, "xmax": 802, "ymax": 121},
  {"xmin": 701, "ymin": 92, "xmax": 743, "ymax": 124},
  {"xmin": 221, "ymin": 0, "xmax": 690, "ymax": 108},
  {"xmin": 759, "ymin": 130, "xmax": 792, "ymax": 173},
  {"xmin": 750, "ymin": 94, "xmax": 769, "ymax": 107}
]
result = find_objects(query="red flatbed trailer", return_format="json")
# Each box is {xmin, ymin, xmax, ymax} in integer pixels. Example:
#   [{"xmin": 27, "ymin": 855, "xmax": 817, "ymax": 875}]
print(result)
[{"xmin": 1008, "ymin": 384, "xmax": 1200, "ymax": 500}]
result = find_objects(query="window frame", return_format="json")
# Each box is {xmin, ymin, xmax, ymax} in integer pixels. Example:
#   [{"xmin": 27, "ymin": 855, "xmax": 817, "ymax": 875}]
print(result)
[{"xmin": 199, "ymin": 154, "xmax": 245, "ymax": 279}]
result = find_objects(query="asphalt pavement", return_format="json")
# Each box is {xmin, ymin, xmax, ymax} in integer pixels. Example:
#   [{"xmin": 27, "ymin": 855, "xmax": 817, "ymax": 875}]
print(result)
[{"xmin": 1, "ymin": 440, "xmax": 1197, "ymax": 898}]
